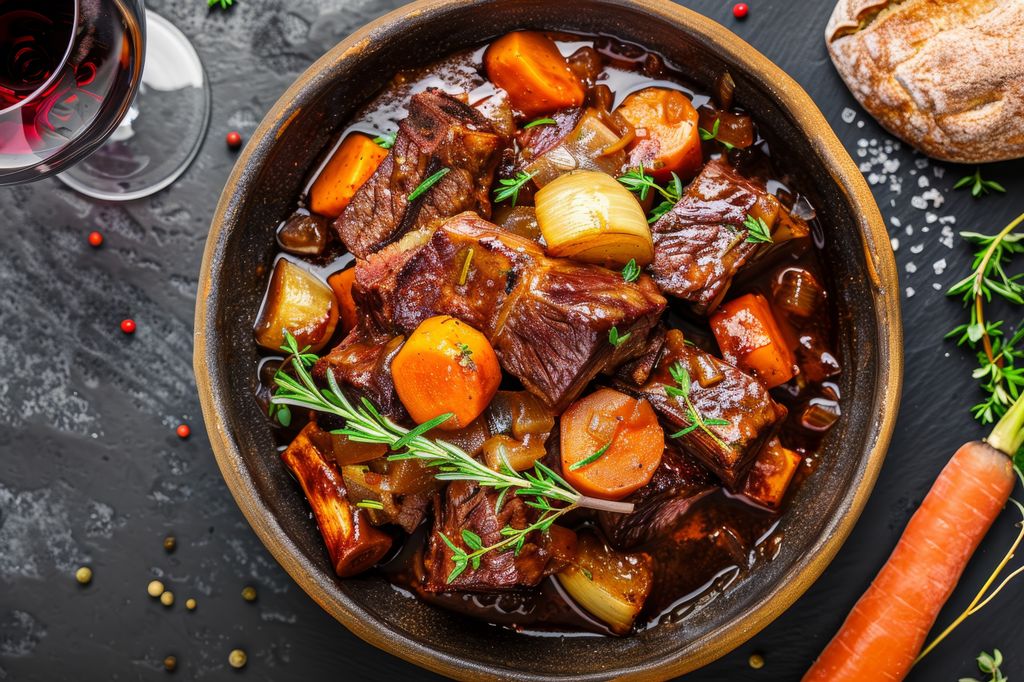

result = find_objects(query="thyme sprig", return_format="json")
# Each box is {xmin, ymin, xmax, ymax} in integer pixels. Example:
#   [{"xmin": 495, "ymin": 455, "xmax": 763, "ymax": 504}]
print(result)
[
  {"xmin": 439, "ymin": 507, "xmax": 570, "ymax": 582},
  {"xmin": 268, "ymin": 331, "xmax": 634, "ymax": 581},
  {"xmin": 946, "ymin": 213, "xmax": 1024, "ymax": 424},
  {"xmin": 208, "ymin": 0, "xmax": 234, "ymax": 9},
  {"xmin": 960, "ymin": 649, "xmax": 1008, "ymax": 682},
  {"xmin": 698, "ymin": 118, "xmax": 735, "ymax": 151},
  {"xmin": 617, "ymin": 165, "xmax": 683, "ymax": 224},
  {"xmin": 493, "ymin": 171, "xmax": 535, "ymax": 207},
  {"xmin": 664, "ymin": 362, "xmax": 731, "ymax": 449},
  {"xmin": 954, "ymin": 168, "xmax": 1006, "ymax": 199}
]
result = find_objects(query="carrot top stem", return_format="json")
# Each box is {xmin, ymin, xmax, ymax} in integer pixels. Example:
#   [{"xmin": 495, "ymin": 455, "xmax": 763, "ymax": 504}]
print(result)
[{"xmin": 987, "ymin": 390, "xmax": 1024, "ymax": 457}]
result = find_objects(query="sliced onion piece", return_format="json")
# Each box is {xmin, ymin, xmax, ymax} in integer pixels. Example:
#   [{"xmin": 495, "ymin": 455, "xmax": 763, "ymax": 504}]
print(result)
[
  {"xmin": 254, "ymin": 259, "xmax": 339, "ymax": 352},
  {"xmin": 556, "ymin": 531, "xmax": 653, "ymax": 635},
  {"xmin": 535, "ymin": 170, "xmax": 653, "ymax": 268},
  {"xmin": 524, "ymin": 109, "xmax": 626, "ymax": 187}
]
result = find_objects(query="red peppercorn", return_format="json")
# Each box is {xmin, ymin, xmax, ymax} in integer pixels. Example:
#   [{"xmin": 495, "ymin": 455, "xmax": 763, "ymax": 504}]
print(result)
[
  {"xmin": 88, "ymin": 231, "xmax": 104, "ymax": 247},
  {"xmin": 733, "ymin": 3, "xmax": 749, "ymax": 19},
  {"xmin": 226, "ymin": 131, "xmax": 242, "ymax": 149},
  {"xmin": 176, "ymin": 424, "xmax": 191, "ymax": 439},
  {"xmin": 120, "ymin": 319, "xmax": 136, "ymax": 334}
]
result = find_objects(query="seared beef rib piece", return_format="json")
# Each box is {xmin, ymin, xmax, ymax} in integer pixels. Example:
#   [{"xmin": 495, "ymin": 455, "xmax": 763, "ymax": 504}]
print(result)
[
  {"xmin": 356, "ymin": 212, "xmax": 667, "ymax": 412},
  {"xmin": 334, "ymin": 88, "xmax": 502, "ymax": 258}
]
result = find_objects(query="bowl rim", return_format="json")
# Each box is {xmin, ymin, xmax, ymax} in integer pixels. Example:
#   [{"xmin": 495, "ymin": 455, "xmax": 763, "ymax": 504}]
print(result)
[{"xmin": 193, "ymin": 0, "xmax": 903, "ymax": 678}]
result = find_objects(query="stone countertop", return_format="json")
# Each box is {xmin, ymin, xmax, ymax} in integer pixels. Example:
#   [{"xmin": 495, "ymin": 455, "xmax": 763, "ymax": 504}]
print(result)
[{"xmin": 1, "ymin": 0, "xmax": 1022, "ymax": 679}]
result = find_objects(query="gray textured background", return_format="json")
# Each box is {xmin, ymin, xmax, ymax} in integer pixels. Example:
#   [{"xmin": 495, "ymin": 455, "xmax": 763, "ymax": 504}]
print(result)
[{"xmin": 2, "ymin": 0, "xmax": 1023, "ymax": 680}]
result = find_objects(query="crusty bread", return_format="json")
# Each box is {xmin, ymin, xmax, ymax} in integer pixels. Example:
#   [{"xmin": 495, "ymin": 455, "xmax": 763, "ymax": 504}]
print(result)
[{"xmin": 826, "ymin": 0, "xmax": 1024, "ymax": 163}]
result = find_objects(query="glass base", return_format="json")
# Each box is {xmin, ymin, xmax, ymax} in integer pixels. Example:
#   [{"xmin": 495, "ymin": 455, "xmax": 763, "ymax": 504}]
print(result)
[{"xmin": 58, "ymin": 11, "xmax": 209, "ymax": 201}]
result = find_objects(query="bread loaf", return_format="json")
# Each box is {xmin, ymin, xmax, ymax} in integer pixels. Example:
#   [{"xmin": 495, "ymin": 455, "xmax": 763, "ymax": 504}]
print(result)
[{"xmin": 826, "ymin": 0, "xmax": 1024, "ymax": 163}]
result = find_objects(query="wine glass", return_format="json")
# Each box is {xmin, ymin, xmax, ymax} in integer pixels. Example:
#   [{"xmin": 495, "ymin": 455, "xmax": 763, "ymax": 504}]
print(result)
[{"xmin": 0, "ymin": 0, "xmax": 210, "ymax": 200}]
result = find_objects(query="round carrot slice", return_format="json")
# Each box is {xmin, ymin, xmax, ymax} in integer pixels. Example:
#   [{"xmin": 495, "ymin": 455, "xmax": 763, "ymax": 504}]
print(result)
[
  {"xmin": 560, "ymin": 388, "xmax": 664, "ymax": 500},
  {"xmin": 616, "ymin": 87, "xmax": 702, "ymax": 181}
]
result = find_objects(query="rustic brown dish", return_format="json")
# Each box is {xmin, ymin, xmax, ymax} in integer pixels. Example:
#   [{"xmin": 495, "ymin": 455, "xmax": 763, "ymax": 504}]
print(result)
[{"xmin": 193, "ymin": 0, "xmax": 902, "ymax": 678}]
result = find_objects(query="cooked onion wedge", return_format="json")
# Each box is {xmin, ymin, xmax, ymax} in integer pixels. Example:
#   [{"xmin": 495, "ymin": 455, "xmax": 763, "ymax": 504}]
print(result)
[
  {"xmin": 556, "ymin": 531, "xmax": 654, "ymax": 635},
  {"xmin": 535, "ymin": 170, "xmax": 653, "ymax": 268},
  {"xmin": 254, "ymin": 258, "xmax": 339, "ymax": 352}
]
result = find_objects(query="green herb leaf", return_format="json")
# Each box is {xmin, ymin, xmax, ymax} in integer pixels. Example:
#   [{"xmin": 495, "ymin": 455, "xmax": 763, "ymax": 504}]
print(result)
[
  {"xmin": 621, "ymin": 259, "xmax": 641, "ymax": 283},
  {"xmin": 698, "ymin": 118, "xmax": 735, "ymax": 151},
  {"xmin": 493, "ymin": 170, "xmax": 535, "ymax": 207},
  {"xmin": 956, "ymin": 168, "xmax": 1006, "ymax": 199},
  {"xmin": 608, "ymin": 326, "xmax": 632, "ymax": 347},
  {"xmin": 568, "ymin": 439, "xmax": 614, "ymax": 471},
  {"xmin": 743, "ymin": 215, "xmax": 773, "ymax": 244},
  {"xmin": 372, "ymin": 132, "xmax": 396, "ymax": 149},
  {"xmin": 208, "ymin": 0, "xmax": 234, "ymax": 8},
  {"xmin": 458, "ymin": 342, "xmax": 475, "ymax": 369},
  {"xmin": 461, "ymin": 529, "xmax": 484, "ymax": 551},
  {"xmin": 523, "ymin": 117, "xmax": 557, "ymax": 129},
  {"xmin": 408, "ymin": 167, "xmax": 451, "ymax": 202},
  {"xmin": 356, "ymin": 500, "xmax": 384, "ymax": 510}
]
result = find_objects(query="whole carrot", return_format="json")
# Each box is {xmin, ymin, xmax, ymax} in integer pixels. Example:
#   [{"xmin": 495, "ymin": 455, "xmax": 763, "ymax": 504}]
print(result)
[{"xmin": 803, "ymin": 394, "xmax": 1023, "ymax": 682}]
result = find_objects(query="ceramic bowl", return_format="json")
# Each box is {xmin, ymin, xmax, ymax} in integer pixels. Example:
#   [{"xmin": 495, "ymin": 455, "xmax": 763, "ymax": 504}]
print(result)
[{"xmin": 194, "ymin": 1, "xmax": 902, "ymax": 678}]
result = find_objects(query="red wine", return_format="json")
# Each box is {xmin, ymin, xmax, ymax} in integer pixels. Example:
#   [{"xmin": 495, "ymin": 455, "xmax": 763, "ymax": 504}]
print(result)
[{"xmin": 0, "ymin": 0, "xmax": 144, "ymax": 179}]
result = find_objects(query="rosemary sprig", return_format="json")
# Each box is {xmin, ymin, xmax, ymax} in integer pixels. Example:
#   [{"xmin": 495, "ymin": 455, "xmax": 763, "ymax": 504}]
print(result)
[
  {"xmin": 522, "ymin": 117, "xmax": 556, "ymax": 129},
  {"xmin": 608, "ymin": 326, "xmax": 632, "ymax": 347},
  {"xmin": 621, "ymin": 258, "xmax": 641, "ymax": 283},
  {"xmin": 408, "ymin": 167, "xmax": 450, "ymax": 202},
  {"xmin": 698, "ymin": 118, "xmax": 735, "ymax": 151},
  {"xmin": 954, "ymin": 168, "xmax": 1006, "ymax": 199},
  {"xmin": 372, "ymin": 132, "xmax": 396, "ymax": 150},
  {"xmin": 268, "ymin": 331, "xmax": 633, "ymax": 580},
  {"xmin": 946, "ymin": 213, "xmax": 1024, "ymax": 424},
  {"xmin": 664, "ymin": 362, "xmax": 731, "ymax": 449},
  {"xmin": 743, "ymin": 215, "xmax": 773, "ymax": 244},
  {"xmin": 493, "ymin": 171, "xmax": 535, "ymax": 207},
  {"xmin": 568, "ymin": 439, "xmax": 614, "ymax": 471}
]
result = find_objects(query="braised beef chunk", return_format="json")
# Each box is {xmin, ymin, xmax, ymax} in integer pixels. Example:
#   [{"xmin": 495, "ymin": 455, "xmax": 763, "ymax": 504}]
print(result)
[
  {"xmin": 612, "ymin": 322, "xmax": 666, "ymax": 386},
  {"xmin": 423, "ymin": 481, "xmax": 552, "ymax": 592},
  {"xmin": 312, "ymin": 330, "xmax": 408, "ymax": 420},
  {"xmin": 650, "ymin": 160, "xmax": 806, "ymax": 313},
  {"xmin": 356, "ymin": 212, "xmax": 667, "ymax": 411},
  {"xmin": 619, "ymin": 330, "xmax": 786, "ymax": 489},
  {"xmin": 333, "ymin": 89, "xmax": 502, "ymax": 258},
  {"xmin": 599, "ymin": 445, "xmax": 717, "ymax": 549}
]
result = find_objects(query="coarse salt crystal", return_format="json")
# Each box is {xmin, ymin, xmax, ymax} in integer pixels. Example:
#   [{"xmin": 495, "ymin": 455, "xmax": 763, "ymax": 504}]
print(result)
[
  {"xmin": 933, "ymin": 258, "xmax": 946, "ymax": 275},
  {"xmin": 905, "ymin": 225, "xmax": 914, "ymax": 236},
  {"xmin": 918, "ymin": 175, "xmax": 929, "ymax": 188},
  {"xmin": 906, "ymin": 262, "xmax": 917, "ymax": 273},
  {"xmin": 934, "ymin": 166, "xmax": 944, "ymax": 178},
  {"xmin": 915, "ymin": 159, "xmax": 928, "ymax": 169},
  {"xmin": 933, "ymin": 283, "xmax": 942, "ymax": 290},
  {"xmin": 890, "ymin": 216, "xmax": 901, "ymax": 227},
  {"xmin": 910, "ymin": 244, "xmax": 924, "ymax": 254},
  {"xmin": 857, "ymin": 120, "xmax": 865, "ymax": 128},
  {"xmin": 857, "ymin": 138, "xmax": 869, "ymax": 148},
  {"xmin": 891, "ymin": 237, "xmax": 900, "ymax": 251},
  {"xmin": 911, "ymin": 196, "xmax": 928, "ymax": 210},
  {"xmin": 906, "ymin": 287, "xmax": 916, "ymax": 298},
  {"xmin": 842, "ymin": 107, "xmax": 857, "ymax": 123}
]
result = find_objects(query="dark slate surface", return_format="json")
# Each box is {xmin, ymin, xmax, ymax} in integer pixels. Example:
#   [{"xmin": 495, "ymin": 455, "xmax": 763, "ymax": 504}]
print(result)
[{"xmin": 1, "ymin": 0, "xmax": 1023, "ymax": 680}]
